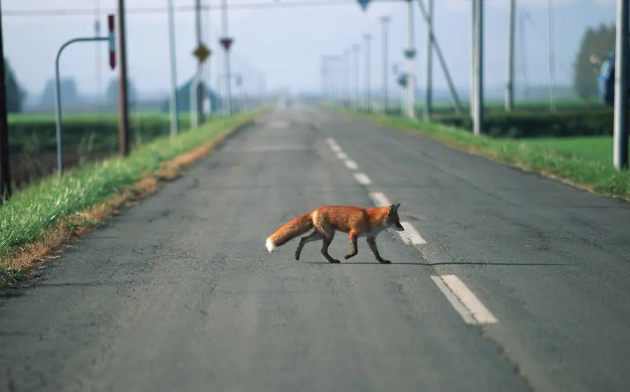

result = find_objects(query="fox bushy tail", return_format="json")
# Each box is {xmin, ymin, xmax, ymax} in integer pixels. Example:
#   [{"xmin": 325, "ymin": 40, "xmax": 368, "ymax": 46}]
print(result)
[{"xmin": 266, "ymin": 211, "xmax": 314, "ymax": 253}]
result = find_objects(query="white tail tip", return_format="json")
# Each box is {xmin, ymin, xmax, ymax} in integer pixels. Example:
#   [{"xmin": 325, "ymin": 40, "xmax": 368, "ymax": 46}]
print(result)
[{"xmin": 265, "ymin": 237, "xmax": 276, "ymax": 253}]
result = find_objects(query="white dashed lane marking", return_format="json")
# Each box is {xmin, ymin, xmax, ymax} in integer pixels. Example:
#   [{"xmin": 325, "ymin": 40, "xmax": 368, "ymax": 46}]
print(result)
[
  {"xmin": 369, "ymin": 192, "xmax": 391, "ymax": 207},
  {"xmin": 353, "ymin": 173, "xmax": 372, "ymax": 185},
  {"xmin": 369, "ymin": 193, "xmax": 426, "ymax": 244},
  {"xmin": 344, "ymin": 160, "xmax": 359, "ymax": 170},
  {"xmin": 398, "ymin": 222, "xmax": 427, "ymax": 245}
]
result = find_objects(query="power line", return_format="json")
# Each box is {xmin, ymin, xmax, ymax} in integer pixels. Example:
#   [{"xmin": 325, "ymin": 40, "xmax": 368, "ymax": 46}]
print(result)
[{"xmin": 3, "ymin": 0, "xmax": 402, "ymax": 17}]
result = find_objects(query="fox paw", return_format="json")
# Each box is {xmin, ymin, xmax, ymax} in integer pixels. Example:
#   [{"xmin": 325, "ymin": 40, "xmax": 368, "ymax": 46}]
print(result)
[
  {"xmin": 379, "ymin": 260, "xmax": 392, "ymax": 264},
  {"xmin": 295, "ymin": 253, "xmax": 300, "ymax": 261},
  {"xmin": 329, "ymin": 259, "xmax": 341, "ymax": 264}
]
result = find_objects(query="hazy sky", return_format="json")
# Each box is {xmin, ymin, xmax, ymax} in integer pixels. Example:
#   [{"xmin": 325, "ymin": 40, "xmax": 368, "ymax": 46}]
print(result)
[{"xmin": 2, "ymin": 0, "xmax": 617, "ymax": 100}]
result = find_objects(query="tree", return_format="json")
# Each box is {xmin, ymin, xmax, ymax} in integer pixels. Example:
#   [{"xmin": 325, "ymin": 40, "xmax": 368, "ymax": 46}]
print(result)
[
  {"xmin": 573, "ymin": 24, "xmax": 616, "ymax": 98},
  {"xmin": 39, "ymin": 77, "xmax": 81, "ymax": 107},
  {"xmin": 105, "ymin": 78, "xmax": 138, "ymax": 104},
  {"xmin": 4, "ymin": 58, "xmax": 25, "ymax": 113}
]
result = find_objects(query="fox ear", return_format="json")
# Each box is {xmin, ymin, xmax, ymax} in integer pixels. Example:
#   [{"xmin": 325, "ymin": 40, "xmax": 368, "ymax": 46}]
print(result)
[{"xmin": 389, "ymin": 203, "xmax": 401, "ymax": 213}]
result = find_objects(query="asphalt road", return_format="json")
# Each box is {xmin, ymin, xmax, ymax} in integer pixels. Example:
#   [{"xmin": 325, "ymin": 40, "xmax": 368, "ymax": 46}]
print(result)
[{"xmin": 1, "ymin": 102, "xmax": 630, "ymax": 392}]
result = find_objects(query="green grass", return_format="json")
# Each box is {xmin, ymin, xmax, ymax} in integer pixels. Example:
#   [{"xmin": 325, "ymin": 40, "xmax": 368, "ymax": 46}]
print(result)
[
  {"xmin": 331, "ymin": 106, "xmax": 630, "ymax": 201},
  {"xmin": 521, "ymin": 136, "xmax": 615, "ymax": 164},
  {"xmin": 0, "ymin": 109, "xmax": 266, "ymax": 286}
]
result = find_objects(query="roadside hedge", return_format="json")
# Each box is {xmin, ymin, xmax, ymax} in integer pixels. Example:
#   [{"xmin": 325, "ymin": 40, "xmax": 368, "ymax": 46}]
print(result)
[
  {"xmin": 431, "ymin": 108, "xmax": 616, "ymax": 139},
  {"xmin": 8, "ymin": 115, "xmax": 192, "ymax": 154}
]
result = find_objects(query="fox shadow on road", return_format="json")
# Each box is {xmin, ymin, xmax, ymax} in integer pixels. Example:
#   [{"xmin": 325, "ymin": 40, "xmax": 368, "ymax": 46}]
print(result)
[{"xmin": 302, "ymin": 261, "xmax": 569, "ymax": 266}]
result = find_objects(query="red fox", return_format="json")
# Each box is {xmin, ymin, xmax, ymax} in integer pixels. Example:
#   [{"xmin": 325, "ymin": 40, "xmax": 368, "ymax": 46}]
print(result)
[{"xmin": 265, "ymin": 204, "xmax": 404, "ymax": 264}]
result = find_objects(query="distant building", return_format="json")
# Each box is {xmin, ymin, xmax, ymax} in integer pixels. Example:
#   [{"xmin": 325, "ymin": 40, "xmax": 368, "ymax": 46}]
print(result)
[{"xmin": 161, "ymin": 77, "xmax": 222, "ymax": 114}]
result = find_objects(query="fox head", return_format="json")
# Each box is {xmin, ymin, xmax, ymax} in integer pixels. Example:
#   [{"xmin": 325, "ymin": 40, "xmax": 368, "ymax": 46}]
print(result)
[{"xmin": 387, "ymin": 203, "xmax": 404, "ymax": 232}]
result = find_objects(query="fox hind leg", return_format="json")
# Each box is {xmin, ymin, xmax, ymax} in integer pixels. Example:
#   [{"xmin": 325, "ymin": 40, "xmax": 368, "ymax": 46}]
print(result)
[
  {"xmin": 295, "ymin": 230, "xmax": 323, "ymax": 261},
  {"xmin": 344, "ymin": 231, "xmax": 359, "ymax": 260},
  {"xmin": 321, "ymin": 232, "xmax": 340, "ymax": 264}
]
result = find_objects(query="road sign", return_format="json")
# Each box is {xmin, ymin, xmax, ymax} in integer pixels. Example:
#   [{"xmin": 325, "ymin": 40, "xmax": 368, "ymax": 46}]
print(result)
[
  {"xmin": 397, "ymin": 74, "xmax": 408, "ymax": 88},
  {"xmin": 356, "ymin": 0, "xmax": 372, "ymax": 11},
  {"xmin": 108, "ymin": 14, "xmax": 116, "ymax": 69},
  {"xmin": 220, "ymin": 37, "xmax": 233, "ymax": 51},
  {"xmin": 404, "ymin": 49, "xmax": 416, "ymax": 60},
  {"xmin": 193, "ymin": 43, "xmax": 211, "ymax": 63}
]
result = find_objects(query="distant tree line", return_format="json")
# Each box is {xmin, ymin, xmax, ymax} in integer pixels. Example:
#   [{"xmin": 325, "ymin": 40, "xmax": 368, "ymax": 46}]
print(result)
[
  {"xmin": 3, "ymin": 57, "xmax": 139, "ymax": 112},
  {"xmin": 4, "ymin": 58, "xmax": 25, "ymax": 113}
]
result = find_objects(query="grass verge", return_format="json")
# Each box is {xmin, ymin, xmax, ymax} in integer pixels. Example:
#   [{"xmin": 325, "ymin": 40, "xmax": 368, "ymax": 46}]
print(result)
[
  {"xmin": 328, "ymin": 106, "xmax": 630, "ymax": 202},
  {"xmin": 0, "ymin": 108, "xmax": 268, "ymax": 290}
]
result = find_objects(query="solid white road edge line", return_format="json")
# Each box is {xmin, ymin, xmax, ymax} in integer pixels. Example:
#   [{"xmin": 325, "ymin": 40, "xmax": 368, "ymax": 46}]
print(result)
[{"xmin": 439, "ymin": 275, "xmax": 498, "ymax": 325}]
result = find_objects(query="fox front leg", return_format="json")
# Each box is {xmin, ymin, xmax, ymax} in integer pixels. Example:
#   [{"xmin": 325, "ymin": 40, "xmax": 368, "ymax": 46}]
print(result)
[{"xmin": 367, "ymin": 237, "xmax": 391, "ymax": 264}]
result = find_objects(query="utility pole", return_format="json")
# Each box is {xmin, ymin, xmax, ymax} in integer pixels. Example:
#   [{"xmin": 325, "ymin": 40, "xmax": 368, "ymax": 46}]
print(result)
[
  {"xmin": 364, "ymin": 33, "xmax": 372, "ymax": 113},
  {"xmin": 473, "ymin": 0, "xmax": 483, "ymax": 136},
  {"xmin": 334, "ymin": 56, "xmax": 341, "ymax": 106},
  {"xmin": 94, "ymin": 0, "xmax": 102, "ymax": 114},
  {"xmin": 506, "ymin": 0, "xmax": 515, "ymax": 112},
  {"xmin": 381, "ymin": 16, "xmax": 390, "ymax": 114},
  {"xmin": 330, "ymin": 57, "xmax": 337, "ymax": 105},
  {"xmin": 424, "ymin": 0, "xmax": 433, "ymax": 120},
  {"xmin": 344, "ymin": 49, "xmax": 350, "ymax": 108},
  {"xmin": 415, "ymin": 0, "xmax": 463, "ymax": 114},
  {"xmin": 321, "ymin": 56, "xmax": 326, "ymax": 101},
  {"xmin": 548, "ymin": 0, "xmax": 556, "ymax": 111},
  {"xmin": 405, "ymin": 0, "xmax": 416, "ymax": 119},
  {"xmin": 195, "ymin": 0, "xmax": 205, "ymax": 124},
  {"xmin": 204, "ymin": 1, "xmax": 212, "ymax": 115},
  {"xmin": 353, "ymin": 44, "xmax": 360, "ymax": 111},
  {"xmin": 471, "ymin": 0, "xmax": 476, "ymax": 118},
  {"xmin": 167, "ymin": 0, "xmax": 179, "ymax": 136},
  {"xmin": 221, "ymin": 0, "xmax": 233, "ymax": 115},
  {"xmin": 520, "ymin": 11, "xmax": 530, "ymax": 100},
  {"xmin": 331, "ymin": 57, "xmax": 337, "ymax": 104},
  {"xmin": 614, "ymin": 0, "xmax": 629, "ymax": 170},
  {"xmin": 0, "ymin": 1, "xmax": 11, "ymax": 201},
  {"xmin": 117, "ymin": 0, "xmax": 130, "ymax": 156}
]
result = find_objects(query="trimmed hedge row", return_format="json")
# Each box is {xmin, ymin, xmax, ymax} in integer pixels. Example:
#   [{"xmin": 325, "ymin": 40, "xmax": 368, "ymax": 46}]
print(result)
[
  {"xmin": 8, "ymin": 114, "xmax": 192, "ymax": 154},
  {"xmin": 430, "ymin": 108, "xmax": 616, "ymax": 139}
]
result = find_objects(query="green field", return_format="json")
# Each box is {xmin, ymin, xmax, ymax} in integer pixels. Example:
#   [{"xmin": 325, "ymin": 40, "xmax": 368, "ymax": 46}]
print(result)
[{"xmin": 7, "ymin": 110, "xmax": 189, "ymax": 124}]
